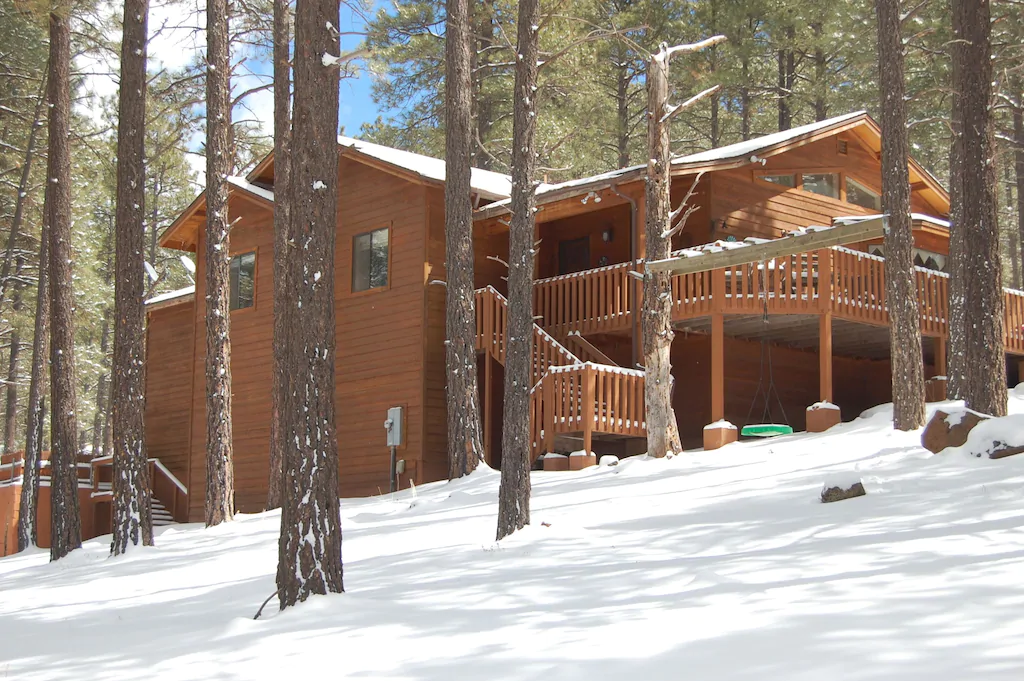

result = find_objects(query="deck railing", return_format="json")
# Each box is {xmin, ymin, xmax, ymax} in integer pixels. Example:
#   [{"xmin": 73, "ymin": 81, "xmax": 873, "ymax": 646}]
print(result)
[
  {"xmin": 539, "ymin": 363, "xmax": 646, "ymax": 455},
  {"xmin": 529, "ymin": 246, "xmax": 1024, "ymax": 351},
  {"xmin": 0, "ymin": 450, "xmax": 91, "ymax": 486}
]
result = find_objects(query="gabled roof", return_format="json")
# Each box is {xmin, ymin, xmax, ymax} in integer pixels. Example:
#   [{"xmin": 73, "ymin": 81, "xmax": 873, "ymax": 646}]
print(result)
[
  {"xmin": 477, "ymin": 111, "xmax": 949, "ymax": 220},
  {"xmin": 161, "ymin": 137, "xmax": 518, "ymax": 252},
  {"xmin": 336, "ymin": 136, "xmax": 519, "ymax": 201}
]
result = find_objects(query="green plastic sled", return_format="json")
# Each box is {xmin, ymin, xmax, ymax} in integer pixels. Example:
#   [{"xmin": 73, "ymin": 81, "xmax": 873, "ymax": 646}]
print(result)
[{"xmin": 740, "ymin": 423, "xmax": 794, "ymax": 438}]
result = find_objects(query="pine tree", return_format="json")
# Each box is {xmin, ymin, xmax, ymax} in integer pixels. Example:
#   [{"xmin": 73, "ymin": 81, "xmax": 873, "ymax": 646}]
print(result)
[
  {"xmin": 876, "ymin": 0, "xmax": 925, "ymax": 430},
  {"xmin": 110, "ymin": 0, "xmax": 154, "ymax": 555},
  {"xmin": 276, "ymin": 0, "xmax": 345, "ymax": 608},
  {"xmin": 17, "ymin": 221, "xmax": 47, "ymax": 552},
  {"xmin": 444, "ymin": 0, "xmax": 484, "ymax": 479},
  {"xmin": 205, "ymin": 0, "xmax": 236, "ymax": 525},
  {"xmin": 496, "ymin": 0, "xmax": 541, "ymax": 542},
  {"xmin": 46, "ymin": 3, "xmax": 82, "ymax": 561},
  {"xmin": 3, "ymin": 257, "xmax": 24, "ymax": 453},
  {"xmin": 951, "ymin": 0, "xmax": 1005, "ymax": 416},
  {"xmin": 267, "ymin": 0, "xmax": 291, "ymax": 511}
]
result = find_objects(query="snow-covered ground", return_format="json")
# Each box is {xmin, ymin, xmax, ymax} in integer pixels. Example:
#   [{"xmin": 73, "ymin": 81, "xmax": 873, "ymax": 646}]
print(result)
[{"xmin": 5, "ymin": 395, "xmax": 1024, "ymax": 680}]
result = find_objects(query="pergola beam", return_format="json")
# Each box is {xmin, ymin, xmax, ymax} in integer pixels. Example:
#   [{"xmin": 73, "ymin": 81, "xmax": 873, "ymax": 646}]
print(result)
[{"xmin": 645, "ymin": 216, "xmax": 888, "ymax": 276}]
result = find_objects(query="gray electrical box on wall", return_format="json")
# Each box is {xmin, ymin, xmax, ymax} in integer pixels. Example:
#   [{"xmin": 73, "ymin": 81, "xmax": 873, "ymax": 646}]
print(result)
[{"xmin": 385, "ymin": 406, "xmax": 404, "ymax": 447}]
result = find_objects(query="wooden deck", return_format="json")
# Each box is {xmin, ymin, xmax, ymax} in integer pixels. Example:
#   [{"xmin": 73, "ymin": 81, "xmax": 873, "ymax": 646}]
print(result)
[
  {"xmin": 533, "ymin": 246, "xmax": 1024, "ymax": 356},
  {"xmin": 474, "ymin": 287, "xmax": 646, "ymax": 460}
]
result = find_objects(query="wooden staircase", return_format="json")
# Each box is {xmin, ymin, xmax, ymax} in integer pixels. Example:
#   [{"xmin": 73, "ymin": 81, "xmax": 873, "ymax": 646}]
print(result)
[{"xmin": 474, "ymin": 286, "xmax": 647, "ymax": 460}]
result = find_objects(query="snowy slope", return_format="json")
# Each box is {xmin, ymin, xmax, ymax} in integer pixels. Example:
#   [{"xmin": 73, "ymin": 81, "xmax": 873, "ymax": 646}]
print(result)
[{"xmin": 4, "ymin": 396, "xmax": 1024, "ymax": 680}]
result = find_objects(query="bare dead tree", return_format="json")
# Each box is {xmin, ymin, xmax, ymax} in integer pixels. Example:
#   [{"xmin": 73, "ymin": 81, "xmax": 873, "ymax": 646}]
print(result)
[
  {"xmin": 643, "ymin": 38, "xmax": 723, "ymax": 459},
  {"xmin": 876, "ymin": 0, "xmax": 925, "ymax": 430},
  {"xmin": 111, "ymin": 0, "xmax": 155, "ymax": 555},
  {"xmin": 276, "ymin": 0, "xmax": 344, "ymax": 608},
  {"xmin": 496, "ymin": 0, "xmax": 541, "ymax": 542},
  {"xmin": 444, "ymin": 0, "xmax": 485, "ymax": 479},
  {"xmin": 205, "ymin": 0, "xmax": 236, "ymax": 525}
]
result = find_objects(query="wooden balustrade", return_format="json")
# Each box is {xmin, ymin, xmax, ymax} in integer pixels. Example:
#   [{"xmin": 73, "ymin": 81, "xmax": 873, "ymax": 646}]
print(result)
[
  {"xmin": 538, "ymin": 364, "xmax": 645, "ymax": 457},
  {"xmin": 533, "ymin": 261, "xmax": 635, "ymax": 336},
  {"xmin": 1005, "ymin": 289, "xmax": 1024, "ymax": 355},
  {"xmin": 526, "ymin": 247, "xmax": 1024, "ymax": 350}
]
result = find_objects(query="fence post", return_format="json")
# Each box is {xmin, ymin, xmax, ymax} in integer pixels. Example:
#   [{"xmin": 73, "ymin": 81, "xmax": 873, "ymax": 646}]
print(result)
[{"xmin": 817, "ymin": 248, "xmax": 831, "ymax": 313}]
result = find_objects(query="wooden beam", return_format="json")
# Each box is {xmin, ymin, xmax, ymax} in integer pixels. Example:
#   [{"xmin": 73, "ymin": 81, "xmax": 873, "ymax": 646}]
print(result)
[
  {"xmin": 711, "ymin": 313, "xmax": 724, "ymax": 421},
  {"xmin": 646, "ymin": 216, "xmax": 887, "ymax": 276}
]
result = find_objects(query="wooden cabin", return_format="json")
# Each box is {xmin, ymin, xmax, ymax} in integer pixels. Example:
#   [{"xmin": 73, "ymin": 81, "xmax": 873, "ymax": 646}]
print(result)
[{"xmin": 59, "ymin": 111, "xmax": 1024, "ymax": 531}]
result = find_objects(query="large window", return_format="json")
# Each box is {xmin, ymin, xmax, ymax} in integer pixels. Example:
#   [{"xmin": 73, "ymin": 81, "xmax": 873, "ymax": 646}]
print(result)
[
  {"xmin": 229, "ymin": 251, "xmax": 256, "ymax": 311},
  {"xmin": 846, "ymin": 178, "xmax": 881, "ymax": 211},
  {"xmin": 353, "ymin": 227, "xmax": 389, "ymax": 292},
  {"xmin": 801, "ymin": 172, "xmax": 840, "ymax": 199}
]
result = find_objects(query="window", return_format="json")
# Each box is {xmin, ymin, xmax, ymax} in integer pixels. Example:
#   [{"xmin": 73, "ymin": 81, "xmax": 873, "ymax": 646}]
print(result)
[
  {"xmin": 760, "ymin": 174, "xmax": 796, "ymax": 188},
  {"xmin": 801, "ymin": 173, "xmax": 840, "ymax": 199},
  {"xmin": 229, "ymin": 251, "xmax": 256, "ymax": 311},
  {"xmin": 845, "ymin": 178, "xmax": 881, "ymax": 211},
  {"xmin": 352, "ymin": 227, "xmax": 389, "ymax": 292}
]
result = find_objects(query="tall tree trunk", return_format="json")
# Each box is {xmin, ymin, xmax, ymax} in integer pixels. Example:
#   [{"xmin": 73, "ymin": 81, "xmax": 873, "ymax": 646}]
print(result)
[
  {"xmin": 615, "ymin": 46, "xmax": 631, "ymax": 168},
  {"xmin": 740, "ymin": 54, "xmax": 751, "ymax": 141},
  {"xmin": 1015, "ymin": 91, "xmax": 1023, "ymax": 291},
  {"xmin": 276, "ymin": 0, "xmax": 344, "ymax": 608},
  {"xmin": 4, "ymin": 257, "xmax": 25, "ymax": 453},
  {"xmin": 471, "ymin": 0, "xmax": 495, "ymax": 170},
  {"xmin": 444, "ymin": 0, "xmax": 485, "ymax": 479},
  {"xmin": 0, "ymin": 77, "xmax": 45, "ymax": 312},
  {"xmin": 777, "ymin": 28, "xmax": 795, "ymax": 132},
  {"xmin": 496, "ymin": 0, "xmax": 540, "ymax": 542},
  {"xmin": 876, "ymin": 0, "xmax": 925, "ymax": 430},
  {"xmin": 111, "ymin": 0, "xmax": 154, "ymax": 555},
  {"xmin": 205, "ymin": 0, "xmax": 235, "ymax": 525},
  {"xmin": 643, "ymin": 47, "xmax": 684, "ymax": 459},
  {"xmin": 90, "ymin": 310, "xmax": 110, "ymax": 459},
  {"xmin": 46, "ymin": 6, "xmax": 82, "ymax": 561},
  {"xmin": 952, "ymin": 0, "xmax": 1005, "ymax": 416},
  {"xmin": 19, "ymin": 223, "xmax": 49, "ymax": 551},
  {"xmin": 267, "ymin": 0, "xmax": 291, "ymax": 511},
  {"xmin": 946, "ymin": 27, "xmax": 966, "ymax": 400}
]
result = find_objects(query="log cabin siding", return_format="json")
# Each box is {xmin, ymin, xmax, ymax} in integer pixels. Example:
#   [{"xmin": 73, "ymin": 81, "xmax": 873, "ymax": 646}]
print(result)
[
  {"xmin": 422, "ymin": 187, "xmax": 448, "ymax": 483},
  {"xmin": 144, "ymin": 300, "xmax": 194, "ymax": 485}
]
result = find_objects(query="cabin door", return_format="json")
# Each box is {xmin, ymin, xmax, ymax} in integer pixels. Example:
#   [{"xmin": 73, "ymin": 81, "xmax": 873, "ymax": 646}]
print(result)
[{"xmin": 558, "ymin": 237, "xmax": 591, "ymax": 275}]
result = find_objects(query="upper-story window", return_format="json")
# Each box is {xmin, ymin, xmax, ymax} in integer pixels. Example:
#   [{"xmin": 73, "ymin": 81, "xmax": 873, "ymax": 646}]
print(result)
[
  {"xmin": 353, "ymin": 227, "xmax": 389, "ymax": 292},
  {"xmin": 229, "ymin": 251, "xmax": 256, "ymax": 311},
  {"xmin": 801, "ymin": 172, "xmax": 840, "ymax": 199},
  {"xmin": 846, "ymin": 178, "xmax": 881, "ymax": 211},
  {"xmin": 761, "ymin": 174, "xmax": 796, "ymax": 188}
]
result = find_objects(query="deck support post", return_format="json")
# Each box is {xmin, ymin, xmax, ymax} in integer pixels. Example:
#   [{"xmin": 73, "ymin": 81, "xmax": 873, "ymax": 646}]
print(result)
[
  {"xmin": 934, "ymin": 336, "xmax": 947, "ymax": 377},
  {"xmin": 582, "ymin": 365, "xmax": 595, "ymax": 454},
  {"xmin": 711, "ymin": 312, "xmax": 725, "ymax": 422},
  {"xmin": 819, "ymin": 312, "xmax": 833, "ymax": 403},
  {"xmin": 483, "ymin": 353, "xmax": 493, "ymax": 466}
]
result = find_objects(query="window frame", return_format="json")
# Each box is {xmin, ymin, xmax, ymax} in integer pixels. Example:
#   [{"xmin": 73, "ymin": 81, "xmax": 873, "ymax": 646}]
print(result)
[
  {"xmin": 844, "ymin": 176, "xmax": 882, "ymax": 212},
  {"xmin": 229, "ymin": 249, "xmax": 258, "ymax": 313},
  {"xmin": 350, "ymin": 224, "xmax": 393, "ymax": 295},
  {"xmin": 753, "ymin": 167, "xmax": 849, "ymax": 202}
]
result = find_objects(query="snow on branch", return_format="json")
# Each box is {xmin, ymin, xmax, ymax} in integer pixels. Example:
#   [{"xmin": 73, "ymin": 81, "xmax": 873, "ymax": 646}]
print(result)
[
  {"xmin": 662, "ymin": 85, "xmax": 721, "ymax": 123},
  {"xmin": 656, "ymin": 35, "xmax": 727, "ymax": 63}
]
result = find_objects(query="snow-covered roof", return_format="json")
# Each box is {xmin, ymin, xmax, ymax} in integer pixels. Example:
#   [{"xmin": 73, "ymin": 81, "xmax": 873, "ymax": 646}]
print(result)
[
  {"xmin": 228, "ymin": 176, "xmax": 274, "ymax": 202},
  {"xmin": 337, "ymin": 136, "xmax": 520, "ymax": 201},
  {"xmin": 145, "ymin": 286, "xmax": 195, "ymax": 307},
  {"xmin": 480, "ymin": 111, "xmax": 871, "ymax": 215}
]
